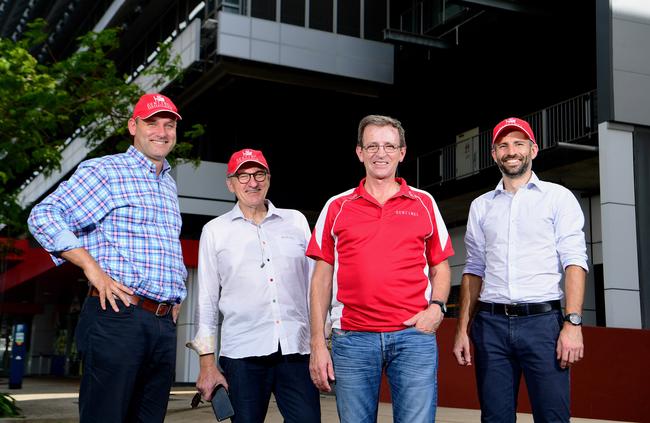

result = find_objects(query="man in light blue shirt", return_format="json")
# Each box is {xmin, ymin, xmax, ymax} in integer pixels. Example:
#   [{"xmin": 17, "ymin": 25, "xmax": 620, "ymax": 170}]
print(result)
[{"xmin": 453, "ymin": 117, "xmax": 588, "ymax": 423}]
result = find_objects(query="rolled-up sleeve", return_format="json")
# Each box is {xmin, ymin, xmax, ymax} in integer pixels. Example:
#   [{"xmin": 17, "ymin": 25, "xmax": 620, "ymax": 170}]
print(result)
[
  {"xmin": 463, "ymin": 199, "xmax": 487, "ymax": 278},
  {"xmin": 28, "ymin": 163, "xmax": 111, "ymax": 264},
  {"xmin": 555, "ymin": 190, "xmax": 589, "ymax": 272},
  {"xmin": 187, "ymin": 227, "xmax": 221, "ymax": 355}
]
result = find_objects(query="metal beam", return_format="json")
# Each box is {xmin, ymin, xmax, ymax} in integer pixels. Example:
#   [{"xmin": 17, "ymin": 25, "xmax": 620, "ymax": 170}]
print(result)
[
  {"xmin": 383, "ymin": 28, "xmax": 452, "ymax": 49},
  {"xmin": 556, "ymin": 142, "xmax": 599, "ymax": 152},
  {"xmin": 449, "ymin": 0, "xmax": 549, "ymax": 16}
]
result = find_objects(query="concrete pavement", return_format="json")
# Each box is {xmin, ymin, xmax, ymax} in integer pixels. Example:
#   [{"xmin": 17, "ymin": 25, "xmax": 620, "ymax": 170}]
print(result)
[{"xmin": 0, "ymin": 377, "xmax": 633, "ymax": 422}]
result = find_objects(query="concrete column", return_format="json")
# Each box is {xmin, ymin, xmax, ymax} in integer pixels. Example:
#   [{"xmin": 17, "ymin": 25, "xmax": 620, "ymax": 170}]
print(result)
[{"xmin": 598, "ymin": 121, "xmax": 642, "ymax": 328}]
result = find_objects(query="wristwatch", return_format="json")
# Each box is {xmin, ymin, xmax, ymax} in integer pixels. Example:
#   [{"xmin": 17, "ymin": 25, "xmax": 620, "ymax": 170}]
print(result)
[
  {"xmin": 429, "ymin": 300, "xmax": 447, "ymax": 314},
  {"xmin": 564, "ymin": 313, "xmax": 582, "ymax": 326}
]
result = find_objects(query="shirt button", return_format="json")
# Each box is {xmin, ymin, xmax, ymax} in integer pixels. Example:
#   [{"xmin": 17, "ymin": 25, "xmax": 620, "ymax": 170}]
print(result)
[
  {"xmin": 275, "ymin": 320, "xmax": 280, "ymax": 324},
  {"xmin": 269, "ymin": 278, "xmax": 274, "ymax": 282},
  {"xmin": 262, "ymin": 241, "xmax": 266, "ymax": 245}
]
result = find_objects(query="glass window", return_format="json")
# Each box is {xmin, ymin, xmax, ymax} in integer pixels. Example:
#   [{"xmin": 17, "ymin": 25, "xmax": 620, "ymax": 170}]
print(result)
[
  {"xmin": 220, "ymin": 0, "xmax": 243, "ymax": 14},
  {"xmin": 252, "ymin": 0, "xmax": 276, "ymax": 20},
  {"xmin": 337, "ymin": 0, "xmax": 360, "ymax": 37},
  {"xmin": 309, "ymin": 0, "xmax": 333, "ymax": 32},
  {"xmin": 364, "ymin": 0, "xmax": 386, "ymax": 40},
  {"xmin": 282, "ymin": 0, "xmax": 305, "ymax": 26}
]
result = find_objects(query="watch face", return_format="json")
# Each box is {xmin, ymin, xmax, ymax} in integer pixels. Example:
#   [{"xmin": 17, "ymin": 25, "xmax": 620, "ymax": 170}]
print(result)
[{"xmin": 567, "ymin": 314, "xmax": 582, "ymax": 325}]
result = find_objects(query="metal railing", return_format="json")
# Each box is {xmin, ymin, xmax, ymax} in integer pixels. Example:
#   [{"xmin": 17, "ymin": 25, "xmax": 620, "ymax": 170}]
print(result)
[
  {"xmin": 399, "ymin": 0, "xmax": 465, "ymax": 35},
  {"xmin": 403, "ymin": 90, "xmax": 598, "ymax": 189}
]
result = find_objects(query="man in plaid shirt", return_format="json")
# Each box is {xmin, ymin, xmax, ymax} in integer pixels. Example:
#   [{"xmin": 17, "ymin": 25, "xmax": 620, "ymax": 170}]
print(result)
[{"xmin": 28, "ymin": 93, "xmax": 187, "ymax": 423}]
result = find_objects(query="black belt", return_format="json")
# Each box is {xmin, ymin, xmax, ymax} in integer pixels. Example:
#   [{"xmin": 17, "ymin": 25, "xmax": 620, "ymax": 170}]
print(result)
[{"xmin": 478, "ymin": 300, "xmax": 561, "ymax": 317}]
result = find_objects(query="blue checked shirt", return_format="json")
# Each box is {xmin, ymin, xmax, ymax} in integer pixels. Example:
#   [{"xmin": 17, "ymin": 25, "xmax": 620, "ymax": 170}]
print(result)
[{"xmin": 28, "ymin": 146, "xmax": 187, "ymax": 303}]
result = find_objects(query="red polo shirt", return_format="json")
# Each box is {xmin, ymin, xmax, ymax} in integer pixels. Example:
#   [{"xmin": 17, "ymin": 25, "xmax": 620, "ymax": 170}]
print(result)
[{"xmin": 307, "ymin": 178, "xmax": 454, "ymax": 332}]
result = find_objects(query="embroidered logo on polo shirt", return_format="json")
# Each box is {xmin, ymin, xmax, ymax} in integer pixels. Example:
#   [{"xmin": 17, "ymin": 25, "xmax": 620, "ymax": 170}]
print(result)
[{"xmin": 395, "ymin": 210, "xmax": 418, "ymax": 216}]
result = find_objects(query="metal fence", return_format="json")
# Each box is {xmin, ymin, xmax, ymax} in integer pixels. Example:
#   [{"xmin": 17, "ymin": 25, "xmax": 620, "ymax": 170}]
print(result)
[{"xmin": 403, "ymin": 90, "xmax": 598, "ymax": 189}]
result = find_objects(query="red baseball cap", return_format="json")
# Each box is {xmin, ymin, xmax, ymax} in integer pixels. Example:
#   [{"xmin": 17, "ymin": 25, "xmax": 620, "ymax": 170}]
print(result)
[
  {"xmin": 132, "ymin": 93, "xmax": 182, "ymax": 120},
  {"xmin": 227, "ymin": 149, "xmax": 269, "ymax": 175},
  {"xmin": 492, "ymin": 117, "xmax": 536, "ymax": 145}
]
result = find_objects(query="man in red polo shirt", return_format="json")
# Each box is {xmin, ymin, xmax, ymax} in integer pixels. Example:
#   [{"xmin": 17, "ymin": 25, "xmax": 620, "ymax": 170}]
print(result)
[{"xmin": 307, "ymin": 114, "xmax": 454, "ymax": 423}]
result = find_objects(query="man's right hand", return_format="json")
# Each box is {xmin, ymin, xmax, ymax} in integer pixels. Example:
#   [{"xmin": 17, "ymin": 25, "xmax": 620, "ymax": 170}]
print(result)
[
  {"xmin": 309, "ymin": 341, "xmax": 335, "ymax": 392},
  {"xmin": 196, "ymin": 360, "xmax": 228, "ymax": 401},
  {"xmin": 61, "ymin": 247, "xmax": 134, "ymax": 312},
  {"xmin": 452, "ymin": 330, "xmax": 472, "ymax": 366},
  {"xmin": 85, "ymin": 263, "xmax": 134, "ymax": 312}
]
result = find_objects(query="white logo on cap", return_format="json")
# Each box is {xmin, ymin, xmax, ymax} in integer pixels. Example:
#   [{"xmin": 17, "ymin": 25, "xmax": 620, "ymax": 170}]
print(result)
[
  {"xmin": 243, "ymin": 149, "xmax": 254, "ymax": 157},
  {"xmin": 154, "ymin": 95, "xmax": 166, "ymax": 103},
  {"xmin": 505, "ymin": 118, "xmax": 517, "ymax": 124}
]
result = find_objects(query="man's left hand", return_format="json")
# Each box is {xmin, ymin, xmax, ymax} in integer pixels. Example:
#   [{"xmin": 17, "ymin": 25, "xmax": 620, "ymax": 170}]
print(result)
[
  {"xmin": 403, "ymin": 305, "xmax": 444, "ymax": 333},
  {"xmin": 556, "ymin": 324, "xmax": 584, "ymax": 369}
]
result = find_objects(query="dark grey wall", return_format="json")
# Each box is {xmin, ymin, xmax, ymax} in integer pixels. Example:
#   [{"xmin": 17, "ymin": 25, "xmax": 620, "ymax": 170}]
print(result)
[{"xmin": 633, "ymin": 127, "xmax": 650, "ymax": 329}]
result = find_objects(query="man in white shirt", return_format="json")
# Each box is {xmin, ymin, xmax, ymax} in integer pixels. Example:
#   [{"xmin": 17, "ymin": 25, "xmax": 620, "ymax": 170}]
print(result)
[
  {"xmin": 188, "ymin": 149, "xmax": 320, "ymax": 423},
  {"xmin": 453, "ymin": 117, "xmax": 588, "ymax": 423}
]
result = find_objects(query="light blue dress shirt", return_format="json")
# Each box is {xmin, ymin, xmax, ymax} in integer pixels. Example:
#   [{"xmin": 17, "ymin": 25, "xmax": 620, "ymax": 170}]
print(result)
[{"xmin": 464, "ymin": 172, "xmax": 588, "ymax": 303}]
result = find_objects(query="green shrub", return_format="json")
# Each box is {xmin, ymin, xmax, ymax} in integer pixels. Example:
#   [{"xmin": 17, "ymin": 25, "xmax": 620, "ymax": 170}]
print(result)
[{"xmin": 0, "ymin": 392, "xmax": 21, "ymax": 417}]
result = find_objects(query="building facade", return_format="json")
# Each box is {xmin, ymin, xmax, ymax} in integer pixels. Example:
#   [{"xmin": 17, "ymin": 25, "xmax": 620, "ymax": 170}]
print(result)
[{"xmin": 0, "ymin": 0, "xmax": 649, "ymax": 388}]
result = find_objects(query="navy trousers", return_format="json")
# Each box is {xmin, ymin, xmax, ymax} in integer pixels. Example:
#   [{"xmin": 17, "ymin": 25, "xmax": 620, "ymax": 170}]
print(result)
[
  {"xmin": 219, "ymin": 347, "xmax": 321, "ymax": 423},
  {"xmin": 470, "ymin": 310, "xmax": 570, "ymax": 423},
  {"xmin": 75, "ymin": 296, "xmax": 177, "ymax": 423}
]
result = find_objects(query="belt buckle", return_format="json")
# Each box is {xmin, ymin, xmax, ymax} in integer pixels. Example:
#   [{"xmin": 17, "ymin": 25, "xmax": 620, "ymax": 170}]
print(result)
[
  {"xmin": 504, "ymin": 303, "xmax": 519, "ymax": 316},
  {"xmin": 155, "ymin": 303, "xmax": 171, "ymax": 317}
]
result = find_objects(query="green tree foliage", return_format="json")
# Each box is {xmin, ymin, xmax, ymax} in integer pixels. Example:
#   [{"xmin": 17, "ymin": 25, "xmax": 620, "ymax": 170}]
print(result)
[{"xmin": 0, "ymin": 19, "xmax": 200, "ymax": 235}]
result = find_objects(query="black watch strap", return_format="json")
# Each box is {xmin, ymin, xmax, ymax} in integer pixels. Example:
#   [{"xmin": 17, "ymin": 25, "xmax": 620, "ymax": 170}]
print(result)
[{"xmin": 430, "ymin": 300, "xmax": 447, "ymax": 314}]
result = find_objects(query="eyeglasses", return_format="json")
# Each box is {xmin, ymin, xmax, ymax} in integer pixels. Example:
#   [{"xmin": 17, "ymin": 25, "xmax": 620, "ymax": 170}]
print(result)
[
  {"xmin": 362, "ymin": 143, "xmax": 401, "ymax": 154},
  {"xmin": 230, "ymin": 171, "xmax": 268, "ymax": 184}
]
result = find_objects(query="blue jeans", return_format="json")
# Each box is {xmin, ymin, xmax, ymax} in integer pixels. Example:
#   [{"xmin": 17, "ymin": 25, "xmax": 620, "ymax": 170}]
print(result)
[
  {"xmin": 219, "ymin": 349, "xmax": 320, "ymax": 423},
  {"xmin": 75, "ymin": 296, "xmax": 177, "ymax": 423},
  {"xmin": 331, "ymin": 327, "xmax": 438, "ymax": 423},
  {"xmin": 470, "ymin": 310, "xmax": 569, "ymax": 423}
]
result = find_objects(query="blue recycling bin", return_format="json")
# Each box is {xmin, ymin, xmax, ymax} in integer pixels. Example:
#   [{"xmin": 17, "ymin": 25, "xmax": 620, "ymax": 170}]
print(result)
[{"xmin": 9, "ymin": 323, "xmax": 28, "ymax": 389}]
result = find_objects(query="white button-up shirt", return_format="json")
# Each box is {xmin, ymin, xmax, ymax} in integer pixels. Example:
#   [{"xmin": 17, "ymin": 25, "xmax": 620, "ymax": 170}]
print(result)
[
  {"xmin": 464, "ymin": 172, "xmax": 588, "ymax": 303},
  {"xmin": 189, "ymin": 201, "xmax": 313, "ymax": 359}
]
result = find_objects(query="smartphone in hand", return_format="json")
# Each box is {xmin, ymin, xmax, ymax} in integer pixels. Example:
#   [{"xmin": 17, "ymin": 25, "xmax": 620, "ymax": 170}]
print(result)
[{"xmin": 211, "ymin": 384, "xmax": 235, "ymax": 421}]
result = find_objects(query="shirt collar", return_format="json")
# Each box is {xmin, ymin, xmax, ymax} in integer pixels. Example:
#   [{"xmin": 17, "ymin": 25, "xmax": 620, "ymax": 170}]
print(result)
[
  {"xmin": 354, "ymin": 177, "xmax": 415, "ymax": 202},
  {"xmin": 492, "ymin": 171, "xmax": 543, "ymax": 197},
  {"xmin": 126, "ymin": 145, "xmax": 171, "ymax": 175},
  {"xmin": 230, "ymin": 200, "xmax": 280, "ymax": 222}
]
